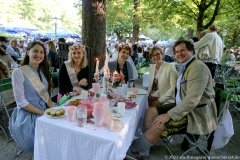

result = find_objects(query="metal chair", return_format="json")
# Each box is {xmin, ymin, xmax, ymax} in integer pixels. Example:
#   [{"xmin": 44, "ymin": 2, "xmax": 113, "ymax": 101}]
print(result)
[
  {"xmin": 0, "ymin": 79, "xmax": 14, "ymax": 139},
  {"xmin": 0, "ymin": 77, "xmax": 12, "ymax": 84},
  {"xmin": 0, "ymin": 82, "xmax": 16, "ymax": 119},
  {"xmin": 0, "ymin": 124, "xmax": 8, "ymax": 139},
  {"xmin": 163, "ymin": 88, "xmax": 230, "ymax": 160}
]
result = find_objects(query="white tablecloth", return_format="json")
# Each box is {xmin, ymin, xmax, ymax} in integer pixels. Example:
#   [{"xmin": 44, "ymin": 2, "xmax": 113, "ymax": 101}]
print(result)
[
  {"xmin": 143, "ymin": 71, "xmax": 150, "ymax": 88},
  {"xmin": 34, "ymin": 95, "xmax": 148, "ymax": 160}
]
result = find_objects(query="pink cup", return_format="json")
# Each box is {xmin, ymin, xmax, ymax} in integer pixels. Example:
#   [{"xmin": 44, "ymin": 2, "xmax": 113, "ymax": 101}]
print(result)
[
  {"xmin": 93, "ymin": 102, "xmax": 107, "ymax": 126},
  {"xmin": 66, "ymin": 106, "xmax": 77, "ymax": 122},
  {"xmin": 99, "ymin": 95, "xmax": 109, "ymax": 109},
  {"xmin": 92, "ymin": 83, "xmax": 100, "ymax": 93}
]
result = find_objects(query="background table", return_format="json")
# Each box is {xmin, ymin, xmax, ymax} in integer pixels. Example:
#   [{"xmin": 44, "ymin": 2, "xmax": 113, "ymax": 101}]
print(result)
[
  {"xmin": 142, "ymin": 71, "xmax": 150, "ymax": 88},
  {"xmin": 34, "ymin": 94, "xmax": 148, "ymax": 160}
]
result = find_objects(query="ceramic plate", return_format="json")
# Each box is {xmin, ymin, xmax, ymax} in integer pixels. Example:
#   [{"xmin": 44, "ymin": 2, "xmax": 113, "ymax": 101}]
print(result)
[
  {"xmin": 137, "ymin": 88, "xmax": 147, "ymax": 95},
  {"xmin": 110, "ymin": 108, "xmax": 126, "ymax": 118},
  {"xmin": 44, "ymin": 107, "xmax": 66, "ymax": 118}
]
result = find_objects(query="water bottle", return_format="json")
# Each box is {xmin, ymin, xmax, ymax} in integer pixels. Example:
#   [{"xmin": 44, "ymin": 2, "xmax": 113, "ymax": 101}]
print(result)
[{"xmin": 76, "ymin": 104, "xmax": 87, "ymax": 127}]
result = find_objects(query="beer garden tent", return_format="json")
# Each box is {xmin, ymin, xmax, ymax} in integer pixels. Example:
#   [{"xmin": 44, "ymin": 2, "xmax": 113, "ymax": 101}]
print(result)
[
  {"xmin": 0, "ymin": 23, "xmax": 81, "ymax": 39},
  {"xmin": 45, "ymin": 28, "xmax": 81, "ymax": 39},
  {"xmin": 0, "ymin": 22, "xmax": 40, "ymax": 35}
]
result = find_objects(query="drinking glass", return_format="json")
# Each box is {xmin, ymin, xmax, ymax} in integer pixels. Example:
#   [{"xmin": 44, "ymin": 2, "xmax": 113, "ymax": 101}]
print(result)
[
  {"xmin": 81, "ymin": 99, "xmax": 93, "ymax": 117},
  {"xmin": 117, "ymin": 102, "xmax": 125, "ymax": 115},
  {"xmin": 92, "ymin": 83, "xmax": 100, "ymax": 93},
  {"xmin": 76, "ymin": 104, "xmax": 87, "ymax": 127},
  {"xmin": 121, "ymin": 84, "xmax": 128, "ymax": 95}
]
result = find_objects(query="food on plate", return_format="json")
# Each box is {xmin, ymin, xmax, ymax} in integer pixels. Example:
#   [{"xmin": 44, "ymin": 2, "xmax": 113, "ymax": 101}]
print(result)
[
  {"xmin": 68, "ymin": 99, "xmax": 81, "ymax": 106},
  {"xmin": 45, "ymin": 108, "xmax": 65, "ymax": 117},
  {"xmin": 45, "ymin": 109, "xmax": 51, "ymax": 115},
  {"xmin": 125, "ymin": 101, "xmax": 137, "ymax": 109},
  {"xmin": 56, "ymin": 111, "xmax": 61, "ymax": 116}
]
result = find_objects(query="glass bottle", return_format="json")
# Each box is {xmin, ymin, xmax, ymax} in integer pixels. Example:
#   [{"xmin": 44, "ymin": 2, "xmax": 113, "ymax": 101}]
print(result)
[{"xmin": 76, "ymin": 104, "xmax": 87, "ymax": 127}]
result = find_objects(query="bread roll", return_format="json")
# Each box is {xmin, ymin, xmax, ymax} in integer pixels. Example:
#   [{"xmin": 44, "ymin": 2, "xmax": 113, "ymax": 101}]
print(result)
[{"xmin": 50, "ymin": 110, "xmax": 56, "ymax": 117}]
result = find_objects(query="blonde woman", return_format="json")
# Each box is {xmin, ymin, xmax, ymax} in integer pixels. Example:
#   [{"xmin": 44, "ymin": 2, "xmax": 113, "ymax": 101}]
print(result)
[
  {"xmin": 58, "ymin": 44, "xmax": 89, "ymax": 95},
  {"xmin": 147, "ymin": 47, "xmax": 177, "ymax": 107}
]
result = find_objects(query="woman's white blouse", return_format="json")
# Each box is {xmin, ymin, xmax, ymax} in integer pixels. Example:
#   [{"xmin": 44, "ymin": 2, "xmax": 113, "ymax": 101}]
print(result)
[{"xmin": 12, "ymin": 69, "xmax": 30, "ymax": 108}]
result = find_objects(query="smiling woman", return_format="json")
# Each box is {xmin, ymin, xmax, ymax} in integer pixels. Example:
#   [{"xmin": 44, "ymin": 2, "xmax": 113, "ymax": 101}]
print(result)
[
  {"xmin": 58, "ymin": 44, "xmax": 89, "ymax": 97},
  {"xmin": 147, "ymin": 47, "xmax": 177, "ymax": 108},
  {"xmin": 107, "ymin": 44, "xmax": 135, "ymax": 83},
  {"xmin": 8, "ymin": 40, "xmax": 54, "ymax": 153}
]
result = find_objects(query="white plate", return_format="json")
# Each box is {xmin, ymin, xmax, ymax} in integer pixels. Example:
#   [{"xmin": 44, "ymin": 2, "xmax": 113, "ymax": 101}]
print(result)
[
  {"xmin": 110, "ymin": 108, "xmax": 126, "ymax": 118},
  {"xmin": 137, "ymin": 88, "xmax": 147, "ymax": 95},
  {"xmin": 45, "ymin": 114, "xmax": 66, "ymax": 119},
  {"xmin": 44, "ymin": 107, "xmax": 66, "ymax": 118}
]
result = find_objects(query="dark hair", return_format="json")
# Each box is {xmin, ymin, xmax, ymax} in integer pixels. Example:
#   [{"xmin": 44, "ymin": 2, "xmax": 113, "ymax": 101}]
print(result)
[
  {"xmin": 191, "ymin": 37, "xmax": 199, "ymax": 42},
  {"xmin": 58, "ymin": 38, "xmax": 66, "ymax": 43},
  {"xmin": 22, "ymin": 41, "xmax": 52, "ymax": 94},
  {"xmin": 137, "ymin": 46, "xmax": 142, "ymax": 53},
  {"xmin": 0, "ymin": 47, "xmax": 7, "ymax": 55},
  {"xmin": 132, "ymin": 44, "xmax": 138, "ymax": 51},
  {"xmin": 173, "ymin": 40, "xmax": 195, "ymax": 55},
  {"xmin": 118, "ymin": 44, "xmax": 132, "ymax": 55},
  {"xmin": 0, "ymin": 60, "xmax": 9, "ymax": 79}
]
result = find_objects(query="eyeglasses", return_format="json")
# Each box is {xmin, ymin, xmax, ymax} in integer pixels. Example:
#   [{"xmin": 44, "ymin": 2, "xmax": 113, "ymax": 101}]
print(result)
[
  {"xmin": 69, "ymin": 44, "xmax": 85, "ymax": 51},
  {"xmin": 151, "ymin": 53, "xmax": 161, "ymax": 57}
]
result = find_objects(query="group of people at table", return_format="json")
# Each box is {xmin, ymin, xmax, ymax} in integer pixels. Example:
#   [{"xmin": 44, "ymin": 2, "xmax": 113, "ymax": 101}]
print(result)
[{"xmin": 8, "ymin": 38, "xmax": 217, "ymax": 160}]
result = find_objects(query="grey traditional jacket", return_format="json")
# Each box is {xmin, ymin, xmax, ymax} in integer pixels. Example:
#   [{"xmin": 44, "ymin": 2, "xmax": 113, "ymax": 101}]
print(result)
[{"xmin": 168, "ymin": 59, "xmax": 217, "ymax": 135}]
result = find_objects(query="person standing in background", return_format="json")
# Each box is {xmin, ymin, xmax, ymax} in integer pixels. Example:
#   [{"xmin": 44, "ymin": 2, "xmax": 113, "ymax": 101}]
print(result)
[
  {"xmin": 163, "ymin": 40, "xmax": 176, "ymax": 62},
  {"xmin": 194, "ymin": 24, "xmax": 223, "ymax": 78},
  {"xmin": 47, "ymin": 40, "xmax": 58, "ymax": 72}
]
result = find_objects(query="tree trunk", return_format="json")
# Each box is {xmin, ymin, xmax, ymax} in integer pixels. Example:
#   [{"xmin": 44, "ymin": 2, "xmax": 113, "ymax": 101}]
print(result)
[
  {"xmin": 196, "ymin": 0, "xmax": 221, "ymax": 35},
  {"xmin": 82, "ymin": 0, "xmax": 106, "ymax": 85},
  {"xmin": 196, "ymin": 4, "xmax": 205, "ymax": 33},
  {"xmin": 114, "ymin": 31, "xmax": 123, "ymax": 41},
  {"xmin": 132, "ymin": 0, "xmax": 140, "ymax": 43},
  {"xmin": 231, "ymin": 30, "xmax": 239, "ymax": 47}
]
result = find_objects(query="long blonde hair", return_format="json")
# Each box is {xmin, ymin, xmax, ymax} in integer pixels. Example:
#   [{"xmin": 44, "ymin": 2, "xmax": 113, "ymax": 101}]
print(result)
[{"xmin": 68, "ymin": 44, "xmax": 88, "ymax": 68}]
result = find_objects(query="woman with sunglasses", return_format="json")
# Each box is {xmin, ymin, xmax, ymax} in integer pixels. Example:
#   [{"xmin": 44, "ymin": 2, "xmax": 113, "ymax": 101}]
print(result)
[
  {"xmin": 58, "ymin": 44, "xmax": 89, "ymax": 96},
  {"xmin": 147, "ymin": 47, "xmax": 177, "ymax": 108}
]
